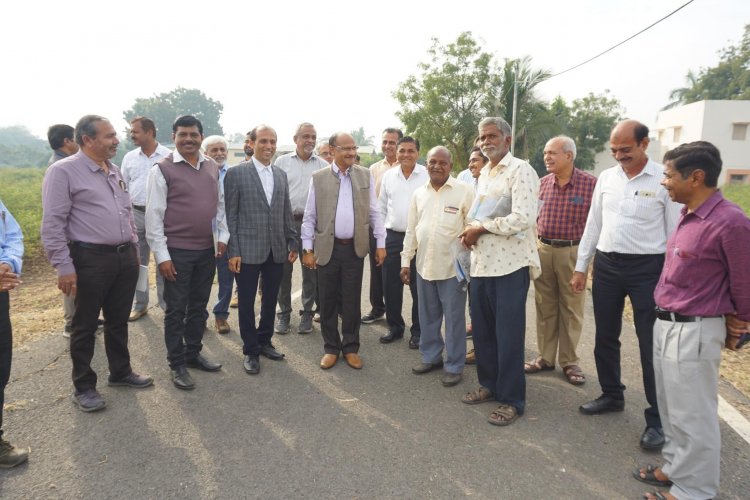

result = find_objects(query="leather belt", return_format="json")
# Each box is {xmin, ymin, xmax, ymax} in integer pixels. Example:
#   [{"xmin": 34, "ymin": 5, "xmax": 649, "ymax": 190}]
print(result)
[
  {"xmin": 539, "ymin": 236, "xmax": 580, "ymax": 247},
  {"xmin": 70, "ymin": 241, "xmax": 133, "ymax": 253},
  {"xmin": 655, "ymin": 307, "xmax": 721, "ymax": 323},
  {"xmin": 597, "ymin": 250, "xmax": 653, "ymax": 261},
  {"xmin": 132, "ymin": 205, "xmax": 146, "ymax": 212},
  {"xmin": 293, "ymin": 213, "xmax": 304, "ymax": 222},
  {"xmin": 334, "ymin": 238, "xmax": 353, "ymax": 245}
]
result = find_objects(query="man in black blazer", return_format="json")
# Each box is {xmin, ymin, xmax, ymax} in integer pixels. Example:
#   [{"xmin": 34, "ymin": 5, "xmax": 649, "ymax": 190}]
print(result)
[{"xmin": 225, "ymin": 125, "xmax": 298, "ymax": 374}]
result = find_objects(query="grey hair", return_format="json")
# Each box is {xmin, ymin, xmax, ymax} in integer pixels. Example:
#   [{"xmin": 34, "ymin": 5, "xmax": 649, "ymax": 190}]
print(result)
[
  {"xmin": 552, "ymin": 135, "xmax": 577, "ymax": 160},
  {"xmin": 478, "ymin": 117, "xmax": 511, "ymax": 137},
  {"xmin": 202, "ymin": 135, "xmax": 227, "ymax": 151},
  {"xmin": 75, "ymin": 114, "xmax": 109, "ymax": 146},
  {"xmin": 427, "ymin": 145, "xmax": 452, "ymax": 162},
  {"xmin": 314, "ymin": 140, "xmax": 329, "ymax": 154},
  {"xmin": 294, "ymin": 122, "xmax": 315, "ymax": 136}
]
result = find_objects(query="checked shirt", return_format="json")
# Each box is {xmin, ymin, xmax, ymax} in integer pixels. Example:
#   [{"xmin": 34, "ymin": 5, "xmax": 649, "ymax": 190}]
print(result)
[{"xmin": 537, "ymin": 168, "xmax": 596, "ymax": 241}]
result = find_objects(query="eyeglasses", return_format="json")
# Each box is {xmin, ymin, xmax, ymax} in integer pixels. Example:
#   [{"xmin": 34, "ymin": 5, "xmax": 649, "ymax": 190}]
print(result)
[{"xmin": 335, "ymin": 146, "xmax": 358, "ymax": 153}]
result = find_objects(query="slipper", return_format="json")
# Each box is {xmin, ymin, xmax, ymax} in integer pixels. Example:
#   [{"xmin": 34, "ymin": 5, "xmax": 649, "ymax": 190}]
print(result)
[
  {"xmin": 633, "ymin": 464, "xmax": 672, "ymax": 487},
  {"xmin": 563, "ymin": 365, "xmax": 586, "ymax": 385},
  {"xmin": 643, "ymin": 491, "xmax": 672, "ymax": 500},
  {"xmin": 487, "ymin": 404, "xmax": 519, "ymax": 426},
  {"xmin": 524, "ymin": 356, "xmax": 553, "ymax": 374},
  {"xmin": 461, "ymin": 386, "xmax": 493, "ymax": 405}
]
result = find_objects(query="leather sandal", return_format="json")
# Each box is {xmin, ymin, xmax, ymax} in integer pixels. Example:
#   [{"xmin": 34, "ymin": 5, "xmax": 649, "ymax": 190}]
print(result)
[
  {"xmin": 524, "ymin": 356, "xmax": 554, "ymax": 374},
  {"xmin": 487, "ymin": 404, "xmax": 519, "ymax": 426},
  {"xmin": 461, "ymin": 386, "xmax": 493, "ymax": 405},
  {"xmin": 633, "ymin": 464, "xmax": 672, "ymax": 487},
  {"xmin": 563, "ymin": 364, "xmax": 586, "ymax": 385}
]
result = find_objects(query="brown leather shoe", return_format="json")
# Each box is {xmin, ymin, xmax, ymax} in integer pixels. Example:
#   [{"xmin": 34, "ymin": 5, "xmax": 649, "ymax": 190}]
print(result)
[
  {"xmin": 320, "ymin": 353, "xmax": 338, "ymax": 370},
  {"xmin": 344, "ymin": 352, "xmax": 363, "ymax": 369},
  {"xmin": 466, "ymin": 348, "xmax": 476, "ymax": 365},
  {"xmin": 215, "ymin": 319, "xmax": 230, "ymax": 334}
]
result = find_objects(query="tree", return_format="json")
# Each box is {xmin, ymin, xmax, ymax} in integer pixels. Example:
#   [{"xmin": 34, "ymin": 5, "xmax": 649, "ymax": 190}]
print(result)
[
  {"xmin": 565, "ymin": 91, "xmax": 623, "ymax": 170},
  {"xmin": 350, "ymin": 127, "xmax": 374, "ymax": 147},
  {"xmin": 0, "ymin": 126, "xmax": 49, "ymax": 167},
  {"xmin": 122, "ymin": 87, "xmax": 224, "ymax": 144}
]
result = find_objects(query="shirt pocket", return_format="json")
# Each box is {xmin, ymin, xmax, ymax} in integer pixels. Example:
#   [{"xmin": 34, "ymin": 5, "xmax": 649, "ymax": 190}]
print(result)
[
  {"xmin": 663, "ymin": 248, "xmax": 700, "ymax": 289},
  {"xmin": 633, "ymin": 194, "xmax": 660, "ymax": 221}
]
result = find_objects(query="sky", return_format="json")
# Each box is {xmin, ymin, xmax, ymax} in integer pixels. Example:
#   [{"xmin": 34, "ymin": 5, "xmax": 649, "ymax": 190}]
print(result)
[{"xmin": 3, "ymin": 0, "xmax": 748, "ymax": 150}]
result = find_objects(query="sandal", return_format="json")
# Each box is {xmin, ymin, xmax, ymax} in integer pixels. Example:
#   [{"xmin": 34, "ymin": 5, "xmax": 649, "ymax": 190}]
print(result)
[
  {"xmin": 524, "ymin": 356, "xmax": 554, "ymax": 374},
  {"xmin": 487, "ymin": 404, "xmax": 519, "ymax": 426},
  {"xmin": 633, "ymin": 464, "xmax": 672, "ymax": 487},
  {"xmin": 643, "ymin": 491, "xmax": 674, "ymax": 500},
  {"xmin": 563, "ymin": 365, "xmax": 586, "ymax": 385},
  {"xmin": 461, "ymin": 386, "xmax": 493, "ymax": 405}
]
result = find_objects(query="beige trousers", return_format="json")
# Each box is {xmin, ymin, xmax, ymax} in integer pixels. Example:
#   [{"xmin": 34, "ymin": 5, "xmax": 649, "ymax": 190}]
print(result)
[{"xmin": 533, "ymin": 241, "xmax": 585, "ymax": 367}]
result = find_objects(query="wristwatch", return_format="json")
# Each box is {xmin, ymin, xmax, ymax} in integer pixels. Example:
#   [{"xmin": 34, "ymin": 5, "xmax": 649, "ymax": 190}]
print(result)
[{"xmin": 303, "ymin": 249, "xmax": 314, "ymax": 255}]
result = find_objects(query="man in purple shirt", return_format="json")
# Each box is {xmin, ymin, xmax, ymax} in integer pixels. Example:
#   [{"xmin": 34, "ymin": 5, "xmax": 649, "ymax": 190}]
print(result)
[
  {"xmin": 41, "ymin": 115, "xmax": 153, "ymax": 413},
  {"xmin": 633, "ymin": 141, "xmax": 750, "ymax": 500}
]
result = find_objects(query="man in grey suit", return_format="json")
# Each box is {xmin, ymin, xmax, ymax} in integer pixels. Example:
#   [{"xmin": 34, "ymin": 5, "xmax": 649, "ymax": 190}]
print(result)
[{"xmin": 225, "ymin": 125, "xmax": 298, "ymax": 375}]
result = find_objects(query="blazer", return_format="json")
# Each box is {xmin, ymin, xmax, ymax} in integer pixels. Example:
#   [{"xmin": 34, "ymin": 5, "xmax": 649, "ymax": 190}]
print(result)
[{"xmin": 224, "ymin": 160, "xmax": 297, "ymax": 264}]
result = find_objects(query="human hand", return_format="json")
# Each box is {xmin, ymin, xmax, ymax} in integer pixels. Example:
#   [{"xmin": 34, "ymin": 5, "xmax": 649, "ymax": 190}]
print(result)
[
  {"xmin": 228, "ymin": 257, "xmax": 242, "ymax": 273},
  {"xmin": 216, "ymin": 242, "xmax": 227, "ymax": 258},
  {"xmin": 400, "ymin": 267, "xmax": 411, "ymax": 285},
  {"xmin": 159, "ymin": 261, "xmax": 177, "ymax": 282},
  {"xmin": 375, "ymin": 248, "xmax": 386, "ymax": 266},
  {"xmin": 570, "ymin": 271, "xmax": 587, "ymax": 294},
  {"xmin": 302, "ymin": 252, "xmax": 316, "ymax": 270},
  {"xmin": 58, "ymin": 272, "xmax": 77, "ymax": 296}
]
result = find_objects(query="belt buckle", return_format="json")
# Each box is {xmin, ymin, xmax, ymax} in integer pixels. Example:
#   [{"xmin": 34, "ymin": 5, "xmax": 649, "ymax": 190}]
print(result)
[{"xmin": 115, "ymin": 243, "xmax": 130, "ymax": 253}]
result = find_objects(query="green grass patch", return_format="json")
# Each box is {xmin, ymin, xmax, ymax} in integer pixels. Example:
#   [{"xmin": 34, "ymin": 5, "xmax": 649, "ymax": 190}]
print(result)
[
  {"xmin": 0, "ymin": 167, "xmax": 47, "ymax": 264},
  {"xmin": 722, "ymin": 184, "xmax": 750, "ymax": 216}
]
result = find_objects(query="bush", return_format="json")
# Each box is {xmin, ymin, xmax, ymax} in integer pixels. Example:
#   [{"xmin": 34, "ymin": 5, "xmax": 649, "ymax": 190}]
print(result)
[{"xmin": 0, "ymin": 167, "xmax": 46, "ymax": 267}]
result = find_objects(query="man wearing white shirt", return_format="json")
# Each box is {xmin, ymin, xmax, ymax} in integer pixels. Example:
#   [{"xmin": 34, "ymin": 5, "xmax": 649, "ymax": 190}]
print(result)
[
  {"xmin": 378, "ymin": 137, "xmax": 428, "ymax": 348},
  {"xmin": 146, "ymin": 116, "xmax": 228, "ymax": 390},
  {"xmin": 572, "ymin": 119, "xmax": 681, "ymax": 450},
  {"xmin": 274, "ymin": 123, "xmax": 329, "ymax": 335},
  {"xmin": 121, "ymin": 116, "xmax": 171, "ymax": 320}
]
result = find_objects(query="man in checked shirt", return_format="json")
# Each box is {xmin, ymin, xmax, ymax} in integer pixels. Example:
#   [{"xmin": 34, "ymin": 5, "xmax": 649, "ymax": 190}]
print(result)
[{"xmin": 525, "ymin": 136, "xmax": 596, "ymax": 386}]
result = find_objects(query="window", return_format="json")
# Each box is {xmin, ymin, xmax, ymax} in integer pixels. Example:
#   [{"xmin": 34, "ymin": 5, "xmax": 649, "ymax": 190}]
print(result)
[
  {"xmin": 234, "ymin": 152, "xmax": 245, "ymax": 158},
  {"xmin": 673, "ymin": 127, "xmax": 682, "ymax": 143},
  {"xmin": 730, "ymin": 174, "xmax": 747, "ymax": 185},
  {"xmin": 732, "ymin": 123, "xmax": 748, "ymax": 140}
]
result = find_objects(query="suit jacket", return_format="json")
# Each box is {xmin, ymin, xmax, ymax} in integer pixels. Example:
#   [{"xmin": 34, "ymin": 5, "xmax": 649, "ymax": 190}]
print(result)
[{"xmin": 225, "ymin": 160, "xmax": 297, "ymax": 264}]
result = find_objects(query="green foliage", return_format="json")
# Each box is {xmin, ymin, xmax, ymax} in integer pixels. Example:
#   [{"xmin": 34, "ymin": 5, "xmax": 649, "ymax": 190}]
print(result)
[
  {"xmin": 358, "ymin": 153, "xmax": 379, "ymax": 168},
  {"xmin": 722, "ymin": 184, "xmax": 750, "ymax": 216},
  {"xmin": 0, "ymin": 167, "xmax": 46, "ymax": 262},
  {"xmin": 123, "ymin": 87, "xmax": 224, "ymax": 144},
  {"xmin": 351, "ymin": 127, "xmax": 374, "ymax": 147},
  {"xmin": 0, "ymin": 126, "xmax": 49, "ymax": 167},
  {"xmin": 565, "ymin": 92, "xmax": 623, "ymax": 170}
]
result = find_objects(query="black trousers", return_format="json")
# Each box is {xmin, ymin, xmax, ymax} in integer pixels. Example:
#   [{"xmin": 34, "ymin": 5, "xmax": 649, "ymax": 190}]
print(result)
[
  {"xmin": 236, "ymin": 253, "xmax": 283, "ymax": 356},
  {"xmin": 70, "ymin": 244, "xmax": 138, "ymax": 391},
  {"xmin": 382, "ymin": 230, "xmax": 420, "ymax": 337},
  {"xmin": 0, "ymin": 292, "xmax": 11, "ymax": 437},
  {"xmin": 592, "ymin": 250, "xmax": 664, "ymax": 428},
  {"xmin": 163, "ymin": 247, "xmax": 215, "ymax": 369},
  {"xmin": 366, "ymin": 229, "xmax": 385, "ymax": 316},
  {"xmin": 318, "ymin": 242, "xmax": 364, "ymax": 355}
]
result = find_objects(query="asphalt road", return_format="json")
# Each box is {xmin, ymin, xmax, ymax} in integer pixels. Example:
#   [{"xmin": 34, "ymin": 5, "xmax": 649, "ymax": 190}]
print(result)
[{"xmin": 1, "ymin": 268, "xmax": 749, "ymax": 499}]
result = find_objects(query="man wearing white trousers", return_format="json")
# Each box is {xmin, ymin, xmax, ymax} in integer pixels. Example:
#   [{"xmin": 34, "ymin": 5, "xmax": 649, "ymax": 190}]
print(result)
[
  {"xmin": 401, "ymin": 146, "xmax": 474, "ymax": 387},
  {"xmin": 632, "ymin": 141, "xmax": 750, "ymax": 500}
]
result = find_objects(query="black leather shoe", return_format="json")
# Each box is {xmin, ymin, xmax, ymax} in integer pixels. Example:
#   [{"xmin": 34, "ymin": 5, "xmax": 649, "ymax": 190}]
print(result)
[
  {"xmin": 640, "ymin": 426, "xmax": 665, "ymax": 450},
  {"xmin": 408, "ymin": 336, "xmax": 420, "ymax": 349},
  {"xmin": 379, "ymin": 331, "xmax": 403, "ymax": 344},
  {"xmin": 259, "ymin": 344, "xmax": 285, "ymax": 360},
  {"xmin": 243, "ymin": 355, "xmax": 260, "ymax": 374},
  {"xmin": 579, "ymin": 395, "xmax": 625, "ymax": 415},
  {"xmin": 171, "ymin": 366, "xmax": 195, "ymax": 390},
  {"xmin": 186, "ymin": 354, "xmax": 222, "ymax": 372}
]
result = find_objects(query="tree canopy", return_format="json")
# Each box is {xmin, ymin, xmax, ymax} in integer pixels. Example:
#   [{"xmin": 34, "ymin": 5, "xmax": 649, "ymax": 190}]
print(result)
[{"xmin": 122, "ymin": 87, "xmax": 224, "ymax": 144}]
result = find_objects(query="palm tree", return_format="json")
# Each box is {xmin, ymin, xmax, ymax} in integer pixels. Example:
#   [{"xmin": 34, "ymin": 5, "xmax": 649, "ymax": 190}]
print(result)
[
  {"xmin": 350, "ymin": 127, "xmax": 375, "ymax": 147},
  {"xmin": 661, "ymin": 70, "xmax": 698, "ymax": 110}
]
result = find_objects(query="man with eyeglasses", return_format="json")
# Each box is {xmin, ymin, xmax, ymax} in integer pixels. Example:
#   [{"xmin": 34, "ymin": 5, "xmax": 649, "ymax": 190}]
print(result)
[
  {"xmin": 301, "ymin": 132, "xmax": 386, "ymax": 370},
  {"xmin": 571, "ymin": 120, "xmax": 681, "ymax": 450}
]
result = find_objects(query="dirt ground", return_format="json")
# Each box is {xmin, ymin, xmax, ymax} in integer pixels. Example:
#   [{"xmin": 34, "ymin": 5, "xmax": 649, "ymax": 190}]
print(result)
[{"xmin": 8, "ymin": 263, "xmax": 750, "ymax": 398}]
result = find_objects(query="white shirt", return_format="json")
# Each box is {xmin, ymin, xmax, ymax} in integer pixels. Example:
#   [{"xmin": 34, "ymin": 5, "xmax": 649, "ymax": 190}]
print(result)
[
  {"xmin": 575, "ymin": 158, "xmax": 682, "ymax": 273},
  {"xmin": 379, "ymin": 164, "xmax": 428, "ymax": 232},
  {"xmin": 370, "ymin": 158, "xmax": 399, "ymax": 197},
  {"xmin": 274, "ymin": 151, "xmax": 328, "ymax": 214},
  {"xmin": 120, "ymin": 143, "xmax": 171, "ymax": 205},
  {"xmin": 456, "ymin": 168, "xmax": 474, "ymax": 185},
  {"xmin": 145, "ymin": 149, "xmax": 229, "ymax": 264},
  {"xmin": 468, "ymin": 152, "xmax": 541, "ymax": 279},
  {"xmin": 252, "ymin": 156, "xmax": 274, "ymax": 206},
  {"xmin": 401, "ymin": 177, "xmax": 475, "ymax": 281}
]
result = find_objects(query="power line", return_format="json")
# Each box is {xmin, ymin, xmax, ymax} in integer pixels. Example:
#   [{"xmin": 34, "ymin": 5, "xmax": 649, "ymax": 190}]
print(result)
[{"xmin": 548, "ymin": 0, "xmax": 696, "ymax": 79}]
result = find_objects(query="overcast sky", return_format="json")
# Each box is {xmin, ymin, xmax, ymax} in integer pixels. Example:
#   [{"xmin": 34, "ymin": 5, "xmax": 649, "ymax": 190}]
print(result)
[{"xmin": 3, "ymin": 0, "xmax": 748, "ymax": 151}]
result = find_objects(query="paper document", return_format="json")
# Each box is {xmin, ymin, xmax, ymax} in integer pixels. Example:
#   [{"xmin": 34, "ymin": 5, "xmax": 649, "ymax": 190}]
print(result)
[{"xmin": 136, "ymin": 265, "xmax": 149, "ymax": 293}]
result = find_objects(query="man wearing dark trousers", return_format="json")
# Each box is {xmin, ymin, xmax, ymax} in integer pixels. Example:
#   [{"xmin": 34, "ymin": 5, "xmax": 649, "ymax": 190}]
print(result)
[
  {"xmin": 146, "ymin": 115, "xmax": 228, "ymax": 390},
  {"xmin": 225, "ymin": 125, "xmax": 297, "ymax": 375},
  {"xmin": 0, "ymin": 199, "xmax": 29, "ymax": 467},
  {"xmin": 378, "ymin": 136, "xmax": 427, "ymax": 348},
  {"xmin": 42, "ymin": 115, "xmax": 153, "ymax": 412},
  {"xmin": 571, "ymin": 119, "xmax": 681, "ymax": 450},
  {"xmin": 301, "ymin": 132, "xmax": 386, "ymax": 370}
]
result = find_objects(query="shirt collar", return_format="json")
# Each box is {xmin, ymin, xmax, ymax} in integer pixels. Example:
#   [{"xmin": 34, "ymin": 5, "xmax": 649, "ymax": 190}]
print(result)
[
  {"xmin": 173, "ymin": 149, "xmax": 206, "ymax": 168},
  {"xmin": 77, "ymin": 150, "xmax": 115, "ymax": 174},
  {"xmin": 428, "ymin": 175, "xmax": 457, "ymax": 192},
  {"xmin": 140, "ymin": 143, "xmax": 168, "ymax": 159},
  {"xmin": 331, "ymin": 162, "xmax": 351, "ymax": 177},
  {"xmin": 686, "ymin": 190, "xmax": 724, "ymax": 220},
  {"xmin": 252, "ymin": 156, "xmax": 272, "ymax": 172}
]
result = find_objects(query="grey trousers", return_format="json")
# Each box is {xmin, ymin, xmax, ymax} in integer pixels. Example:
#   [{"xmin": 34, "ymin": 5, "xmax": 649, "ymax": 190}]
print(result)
[
  {"xmin": 416, "ymin": 273, "xmax": 467, "ymax": 374},
  {"xmin": 277, "ymin": 219, "xmax": 316, "ymax": 318},
  {"xmin": 654, "ymin": 317, "xmax": 724, "ymax": 500},
  {"xmin": 132, "ymin": 208, "xmax": 165, "ymax": 311}
]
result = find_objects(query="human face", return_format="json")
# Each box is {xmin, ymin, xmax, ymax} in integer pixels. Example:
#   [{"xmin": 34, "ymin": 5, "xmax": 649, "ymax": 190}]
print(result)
[
  {"xmin": 173, "ymin": 126, "xmax": 203, "ymax": 159},
  {"xmin": 332, "ymin": 134, "xmax": 357, "ymax": 170},
  {"xmin": 427, "ymin": 149, "xmax": 452, "ymax": 188},
  {"xmin": 83, "ymin": 120, "xmax": 119, "ymax": 161},
  {"xmin": 381, "ymin": 132, "xmax": 399, "ymax": 162},
  {"xmin": 130, "ymin": 120, "xmax": 152, "ymax": 147},
  {"xmin": 62, "ymin": 137, "xmax": 79, "ymax": 156},
  {"xmin": 543, "ymin": 138, "xmax": 574, "ymax": 176},
  {"xmin": 294, "ymin": 126, "xmax": 317, "ymax": 158},
  {"xmin": 243, "ymin": 135, "xmax": 254, "ymax": 157},
  {"xmin": 661, "ymin": 160, "xmax": 692, "ymax": 204},
  {"xmin": 468, "ymin": 151, "xmax": 486, "ymax": 179},
  {"xmin": 478, "ymin": 123, "xmax": 511, "ymax": 163},
  {"xmin": 250, "ymin": 127, "xmax": 277, "ymax": 165},
  {"xmin": 610, "ymin": 125, "xmax": 648, "ymax": 172},
  {"xmin": 205, "ymin": 142, "xmax": 227, "ymax": 166},
  {"xmin": 396, "ymin": 141, "xmax": 419, "ymax": 170},
  {"xmin": 318, "ymin": 144, "xmax": 332, "ymax": 163}
]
